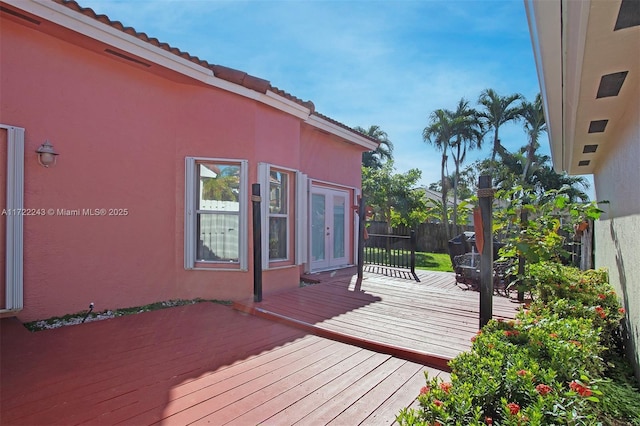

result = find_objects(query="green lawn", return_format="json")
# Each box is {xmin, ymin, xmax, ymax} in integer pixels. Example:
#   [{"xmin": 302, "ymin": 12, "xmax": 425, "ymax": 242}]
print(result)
[
  {"xmin": 364, "ymin": 247, "xmax": 453, "ymax": 272},
  {"xmin": 414, "ymin": 252, "xmax": 454, "ymax": 272}
]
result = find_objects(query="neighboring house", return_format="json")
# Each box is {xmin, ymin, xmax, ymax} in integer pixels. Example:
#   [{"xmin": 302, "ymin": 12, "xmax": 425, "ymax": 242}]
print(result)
[
  {"xmin": 423, "ymin": 187, "xmax": 454, "ymax": 206},
  {"xmin": 525, "ymin": 0, "xmax": 639, "ymax": 378},
  {"xmin": 0, "ymin": 0, "xmax": 378, "ymax": 322},
  {"xmin": 422, "ymin": 187, "xmax": 473, "ymax": 225}
]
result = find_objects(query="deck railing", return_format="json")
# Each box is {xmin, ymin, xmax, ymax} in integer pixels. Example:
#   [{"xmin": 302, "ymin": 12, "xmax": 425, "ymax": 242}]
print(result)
[{"xmin": 363, "ymin": 230, "xmax": 420, "ymax": 282}]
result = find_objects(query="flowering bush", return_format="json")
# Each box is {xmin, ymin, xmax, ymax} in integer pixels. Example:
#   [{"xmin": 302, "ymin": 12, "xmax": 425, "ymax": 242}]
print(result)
[{"xmin": 396, "ymin": 263, "xmax": 635, "ymax": 425}]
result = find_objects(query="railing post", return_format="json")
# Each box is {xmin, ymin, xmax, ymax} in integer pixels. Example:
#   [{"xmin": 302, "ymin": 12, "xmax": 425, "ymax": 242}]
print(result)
[
  {"xmin": 356, "ymin": 196, "xmax": 365, "ymax": 289},
  {"xmin": 252, "ymin": 183, "xmax": 262, "ymax": 303},
  {"xmin": 478, "ymin": 175, "xmax": 494, "ymax": 328},
  {"xmin": 410, "ymin": 230, "xmax": 420, "ymax": 282}
]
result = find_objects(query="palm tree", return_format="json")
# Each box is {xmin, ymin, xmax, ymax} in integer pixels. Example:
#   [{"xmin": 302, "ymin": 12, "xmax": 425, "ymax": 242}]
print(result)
[
  {"xmin": 520, "ymin": 93, "xmax": 547, "ymax": 181},
  {"xmin": 449, "ymin": 98, "xmax": 484, "ymax": 228},
  {"xmin": 423, "ymin": 109, "xmax": 455, "ymax": 236},
  {"xmin": 355, "ymin": 125, "xmax": 394, "ymax": 170},
  {"xmin": 477, "ymin": 89, "xmax": 523, "ymax": 163},
  {"xmin": 491, "ymin": 149, "xmax": 590, "ymax": 202}
]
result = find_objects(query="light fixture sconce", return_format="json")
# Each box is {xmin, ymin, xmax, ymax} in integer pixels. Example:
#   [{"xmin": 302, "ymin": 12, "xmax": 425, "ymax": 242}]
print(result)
[{"xmin": 36, "ymin": 140, "xmax": 59, "ymax": 167}]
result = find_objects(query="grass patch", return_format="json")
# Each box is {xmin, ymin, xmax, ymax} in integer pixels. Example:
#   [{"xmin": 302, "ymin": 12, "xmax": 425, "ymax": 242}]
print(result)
[
  {"xmin": 365, "ymin": 248, "xmax": 453, "ymax": 272},
  {"xmin": 24, "ymin": 298, "xmax": 232, "ymax": 332},
  {"xmin": 414, "ymin": 252, "xmax": 453, "ymax": 272}
]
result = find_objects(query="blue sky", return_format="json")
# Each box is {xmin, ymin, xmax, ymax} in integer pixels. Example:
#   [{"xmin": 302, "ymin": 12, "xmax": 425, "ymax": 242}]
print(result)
[{"xmin": 80, "ymin": 0, "xmax": 564, "ymax": 189}]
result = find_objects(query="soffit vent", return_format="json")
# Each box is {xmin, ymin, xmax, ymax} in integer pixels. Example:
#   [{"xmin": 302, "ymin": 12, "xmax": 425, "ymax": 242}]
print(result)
[
  {"xmin": 583, "ymin": 144, "xmax": 598, "ymax": 153},
  {"xmin": 588, "ymin": 120, "xmax": 609, "ymax": 133},
  {"xmin": 105, "ymin": 49, "xmax": 151, "ymax": 68},
  {"xmin": 0, "ymin": 6, "xmax": 41, "ymax": 25},
  {"xmin": 578, "ymin": 160, "xmax": 591, "ymax": 166},
  {"xmin": 615, "ymin": 0, "xmax": 640, "ymax": 30},
  {"xmin": 596, "ymin": 71, "xmax": 628, "ymax": 98}
]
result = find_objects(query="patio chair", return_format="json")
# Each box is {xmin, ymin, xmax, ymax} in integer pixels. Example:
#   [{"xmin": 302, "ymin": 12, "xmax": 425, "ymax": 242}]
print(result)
[{"xmin": 453, "ymin": 253, "xmax": 514, "ymax": 296}]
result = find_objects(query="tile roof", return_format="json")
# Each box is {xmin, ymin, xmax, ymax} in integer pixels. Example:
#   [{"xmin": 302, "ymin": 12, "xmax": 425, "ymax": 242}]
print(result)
[{"xmin": 52, "ymin": 0, "xmax": 377, "ymax": 145}]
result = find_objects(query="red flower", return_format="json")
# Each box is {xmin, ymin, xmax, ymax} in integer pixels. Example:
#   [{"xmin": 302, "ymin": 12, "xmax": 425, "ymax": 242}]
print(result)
[
  {"xmin": 439, "ymin": 382, "xmax": 452, "ymax": 393},
  {"xmin": 535, "ymin": 383, "xmax": 553, "ymax": 396},
  {"xmin": 485, "ymin": 417, "xmax": 493, "ymax": 425},
  {"xmin": 598, "ymin": 294, "xmax": 606, "ymax": 300},
  {"xmin": 503, "ymin": 329, "xmax": 521, "ymax": 338},
  {"xmin": 570, "ymin": 381, "xmax": 592, "ymax": 397},
  {"xmin": 507, "ymin": 402, "xmax": 520, "ymax": 415},
  {"xmin": 420, "ymin": 386, "xmax": 430, "ymax": 395},
  {"xmin": 517, "ymin": 369, "xmax": 528, "ymax": 377},
  {"xmin": 595, "ymin": 306, "xmax": 607, "ymax": 318},
  {"xmin": 619, "ymin": 307, "xmax": 626, "ymax": 314},
  {"xmin": 433, "ymin": 399, "xmax": 443, "ymax": 407}
]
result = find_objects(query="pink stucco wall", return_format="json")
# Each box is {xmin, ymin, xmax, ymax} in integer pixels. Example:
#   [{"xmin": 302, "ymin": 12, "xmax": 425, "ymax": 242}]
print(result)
[{"xmin": 0, "ymin": 12, "xmax": 366, "ymax": 321}]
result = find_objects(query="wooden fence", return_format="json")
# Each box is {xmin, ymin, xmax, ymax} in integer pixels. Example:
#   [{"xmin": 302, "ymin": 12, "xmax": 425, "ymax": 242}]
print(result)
[{"xmin": 367, "ymin": 222, "xmax": 474, "ymax": 253}]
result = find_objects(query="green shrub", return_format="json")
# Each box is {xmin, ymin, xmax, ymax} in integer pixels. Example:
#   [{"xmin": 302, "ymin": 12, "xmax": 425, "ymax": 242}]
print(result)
[{"xmin": 396, "ymin": 262, "xmax": 633, "ymax": 426}]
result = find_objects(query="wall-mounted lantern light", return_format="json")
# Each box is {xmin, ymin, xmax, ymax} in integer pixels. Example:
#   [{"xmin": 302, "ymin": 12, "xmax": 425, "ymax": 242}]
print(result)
[{"xmin": 36, "ymin": 140, "xmax": 59, "ymax": 167}]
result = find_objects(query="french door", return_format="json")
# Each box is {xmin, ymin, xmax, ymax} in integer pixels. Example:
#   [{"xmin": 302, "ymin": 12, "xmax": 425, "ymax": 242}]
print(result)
[{"xmin": 310, "ymin": 186, "xmax": 350, "ymax": 271}]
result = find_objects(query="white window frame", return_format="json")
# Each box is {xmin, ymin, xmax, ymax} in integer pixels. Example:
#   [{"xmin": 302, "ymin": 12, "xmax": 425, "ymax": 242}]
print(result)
[
  {"xmin": 184, "ymin": 157, "xmax": 248, "ymax": 271},
  {"xmin": 269, "ymin": 168, "xmax": 290, "ymax": 262},
  {"xmin": 259, "ymin": 163, "xmax": 308, "ymax": 269}
]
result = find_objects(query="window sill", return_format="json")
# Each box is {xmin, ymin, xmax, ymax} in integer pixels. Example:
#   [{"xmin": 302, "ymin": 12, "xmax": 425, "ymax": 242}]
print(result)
[{"xmin": 266, "ymin": 264, "xmax": 299, "ymax": 271}]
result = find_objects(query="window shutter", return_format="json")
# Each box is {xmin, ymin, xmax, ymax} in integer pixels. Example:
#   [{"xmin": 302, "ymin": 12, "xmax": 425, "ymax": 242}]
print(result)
[
  {"xmin": 184, "ymin": 157, "xmax": 196, "ymax": 269},
  {"xmin": 3, "ymin": 126, "xmax": 24, "ymax": 311},
  {"xmin": 257, "ymin": 163, "xmax": 270, "ymax": 269},
  {"xmin": 295, "ymin": 171, "xmax": 308, "ymax": 265}
]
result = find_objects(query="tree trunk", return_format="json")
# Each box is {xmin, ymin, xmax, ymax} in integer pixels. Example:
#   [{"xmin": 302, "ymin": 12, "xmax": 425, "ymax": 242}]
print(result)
[
  {"xmin": 441, "ymin": 153, "xmax": 449, "ymax": 240},
  {"xmin": 580, "ymin": 220, "xmax": 593, "ymax": 270},
  {"xmin": 491, "ymin": 130, "xmax": 499, "ymax": 162},
  {"xmin": 452, "ymin": 144, "xmax": 461, "ymax": 235}
]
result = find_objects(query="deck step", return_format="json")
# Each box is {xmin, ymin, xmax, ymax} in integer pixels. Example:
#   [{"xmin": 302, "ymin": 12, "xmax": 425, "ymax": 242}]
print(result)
[{"xmin": 233, "ymin": 299, "xmax": 452, "ymax": 371}]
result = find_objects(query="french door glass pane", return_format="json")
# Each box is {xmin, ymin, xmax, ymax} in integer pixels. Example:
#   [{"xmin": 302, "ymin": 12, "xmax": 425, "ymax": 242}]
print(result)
[
  {"xmin": 333, "ymin": 195, "xmax": 345, "ymax": 258},
  {"xmin": 197, "ymin": 213, "xmax": 239, "ymax": 262},
  {"xmin": 311, "ymin": 194, "xmax": 326, "ymax": 261}
]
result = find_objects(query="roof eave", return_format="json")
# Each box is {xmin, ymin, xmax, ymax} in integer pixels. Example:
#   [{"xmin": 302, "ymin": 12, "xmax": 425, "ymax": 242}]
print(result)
[
  {"xmin": 5, "ymin": 0, "xmax": 375, "ymax": 148},
  {"xmin": 305, "ymin": 114, "xmax": 379, "ymax": 151},
  {"xmin": 525, "ymin": 0, "xmax": 592, "ymax": 174}
]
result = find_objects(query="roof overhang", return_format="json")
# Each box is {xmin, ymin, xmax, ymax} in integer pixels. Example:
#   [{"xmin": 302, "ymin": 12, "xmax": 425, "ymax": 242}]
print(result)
[
  {"xmin": 524, "ymin": 0, "xmax": 639, "ymax": 175},
  {"xmin": 1, "ymin": 0, "xmax": 378, "ymax": 151}
]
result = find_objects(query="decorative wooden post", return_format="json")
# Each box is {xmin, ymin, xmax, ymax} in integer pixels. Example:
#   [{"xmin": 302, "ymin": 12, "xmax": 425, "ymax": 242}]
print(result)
[
  {"xmin": 252, "ymin": 183, "xmax": 262, "ymax": 302},
  {"xmin": 478, "ymin": 175, "xmax": 494, "ymax": 328},
  {"xmin": 517, "ymin": 209, "xmax": 528, "ymax": 302}
]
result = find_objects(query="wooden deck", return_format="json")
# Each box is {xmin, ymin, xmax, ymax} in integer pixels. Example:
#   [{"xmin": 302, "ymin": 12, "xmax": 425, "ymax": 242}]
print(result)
[
  {"xmin": 235, "ymin": 267, "xmax": 522, "ymax": 370},
  {"xmin": 1, "ymin": 302, "xmax": 448, "ymax": 425}
]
